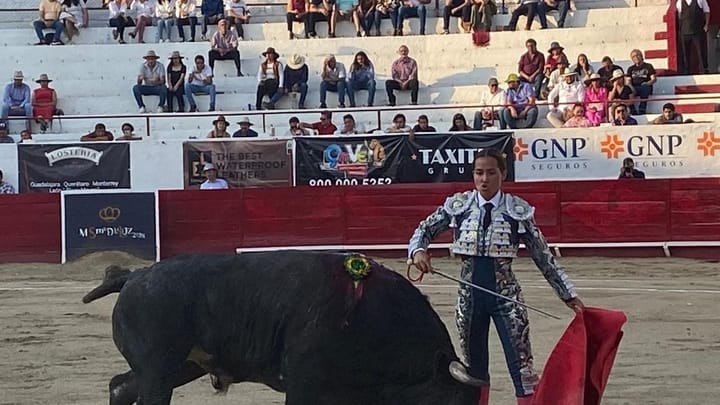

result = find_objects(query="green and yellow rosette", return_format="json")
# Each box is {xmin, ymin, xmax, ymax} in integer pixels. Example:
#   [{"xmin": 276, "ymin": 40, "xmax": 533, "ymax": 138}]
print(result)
[{"xmin": 344, "ymin": 254, "xmax": 372, "ymax": 287}]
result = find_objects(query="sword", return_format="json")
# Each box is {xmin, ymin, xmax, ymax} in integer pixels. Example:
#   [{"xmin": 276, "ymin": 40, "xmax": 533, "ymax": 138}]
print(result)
[{"xmin": 406, "ymin": 260, "xmax": 561, "ymax": 320}]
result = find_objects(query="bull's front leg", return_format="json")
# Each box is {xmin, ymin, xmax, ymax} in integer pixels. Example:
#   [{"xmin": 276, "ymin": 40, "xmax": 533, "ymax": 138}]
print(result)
[{"xmin": 109, "ymin": 370, "xmax": 137, "ymax": 405}]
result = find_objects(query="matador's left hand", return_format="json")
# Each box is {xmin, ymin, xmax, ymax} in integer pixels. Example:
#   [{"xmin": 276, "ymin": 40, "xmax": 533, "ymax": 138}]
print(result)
[{"xmin": 565, "ymin": 297, "xmax": 585, "ymax": 313}]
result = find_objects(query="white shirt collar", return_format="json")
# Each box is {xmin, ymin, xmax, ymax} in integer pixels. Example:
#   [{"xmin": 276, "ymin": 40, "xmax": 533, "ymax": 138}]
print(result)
[{"xmin": 477, "ymin": 190, "xmax": 502, "ymax": 208}]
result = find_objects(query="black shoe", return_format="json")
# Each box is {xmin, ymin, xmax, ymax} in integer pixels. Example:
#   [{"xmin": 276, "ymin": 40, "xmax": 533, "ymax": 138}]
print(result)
[
  {"xmin": 189, "ymin": 106, "xmax": 198, "ymax": 112},
  {"xmin": 35, "ymin": 41, "xmax": 46, "ymax": 45},
  {"xmin": 339, "ymin": 104, "xmax": 346, "ymax": 108},
  {"xmin": 238, "ymin": 72, "xmax": 244, "ymax": 77},
  {"xmin": 319, "ymin": 103, "xmax": 327, "ymax": 108}
]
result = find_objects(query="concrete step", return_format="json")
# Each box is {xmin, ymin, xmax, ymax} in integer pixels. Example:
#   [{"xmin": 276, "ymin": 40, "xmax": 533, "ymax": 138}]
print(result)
[{"xmin": 675, "ymin": 84, "xmax": 720, "ymax": 94}]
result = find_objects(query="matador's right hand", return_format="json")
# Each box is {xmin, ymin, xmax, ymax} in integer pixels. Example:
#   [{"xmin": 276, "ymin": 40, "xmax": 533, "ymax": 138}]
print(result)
[{"xmin": 412, "ymin": 250, "xmax": 432, "ymax": 274}]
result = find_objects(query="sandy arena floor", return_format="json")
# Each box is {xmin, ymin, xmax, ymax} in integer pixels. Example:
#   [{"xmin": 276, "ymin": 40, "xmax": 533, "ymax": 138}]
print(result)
[{"xmin": 0, "ymin": 252, "xmax": 719, "ymax": 405}]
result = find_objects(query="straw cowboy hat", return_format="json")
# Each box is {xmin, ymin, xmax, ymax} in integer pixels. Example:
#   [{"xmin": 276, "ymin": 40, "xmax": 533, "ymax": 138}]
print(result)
[
  {"xmin": 212, "ymin": 115, "xmax": 229, "ymax": 125},
  {"xmin": 13, "ymin": 71, "xmax": 24, "ymax": 80},
  {"xmin": 168, "ymin": 51, "xmax": 184, "ymax": 60},
  {"xmin": 584, "ymin": 73, "xmax": 602, "ymax": 86},
  {"xmin": 611, "ymin": 69, "xmax": 626, "ymax": 82},
  {"xmin": 286, "ymin": 54, "xmax": 306, "ymax": 69},
  {"xmin": 548, "ymin": 41, "xmax": 564, "ymax": 53},
  {"xmin": 35, "ymin": 73, "xmax": 52, "ymax": 83},
  {"xmin": 562, "ymin": 71, "xmax": 578, "ymax": 77},
  {"xmin": 505, "ymin": 73, "xmax": 520, "ymax": 83},
  {"xmin": 237, "ymin": 117, "xmax": 254, "ymax": 126},
  {"xmin": 262, "ymin": 47, "xmax": 280, "ymax": 59},
  {"xmin": 143, "ymin": 50, "xmax": 159, "ymax": 59}
]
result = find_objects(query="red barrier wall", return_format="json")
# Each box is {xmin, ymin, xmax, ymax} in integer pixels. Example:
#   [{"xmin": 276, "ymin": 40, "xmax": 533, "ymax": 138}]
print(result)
[{"xmin": 2, "ymin": 179, "xmax": 719, "ymax": 263}]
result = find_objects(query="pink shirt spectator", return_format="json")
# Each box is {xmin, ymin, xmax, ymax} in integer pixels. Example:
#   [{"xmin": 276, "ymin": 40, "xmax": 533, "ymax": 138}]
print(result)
[
  {"xmin": 563, "ymin": 116, "xmax": 594, "ymax": 128},
  {"xmin": 391, "ymin": 56, "xmax": 418, "ymax": 82},
  {"xmin": 584, "ymin": 85, "xmax": 607, "ymax": 126}
]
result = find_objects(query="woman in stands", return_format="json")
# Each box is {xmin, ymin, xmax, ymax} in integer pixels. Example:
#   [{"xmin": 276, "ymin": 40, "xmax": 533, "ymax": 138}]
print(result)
[
  {"xmin": 176, "ymin": 0, "xmax": 198, "ymax": 42},
  {"xmin": 155, "ymin": 0, "xmax": 176, "ymax": 43},
  {"xmin": 109, "ymin": 0, "xmax": 135, "ymax": 44},
  {"xmin": 129, "ymin": 0, "xmax": 155, "ymax": 43},
  {"xmin": 207, "ymin": 115, "xmax": 231, "ymax": 138},
  {"xmin": 448, "ymin": 113, "xmax": 472, "ymax": 131},
  {"xmin": 348, "ymin": 51, "xmax": 376, "ymax": 107},
  {"xmin": 166, "ymin": 51, "xmax": 187, "ymax": 112},
  {"xmin": 583, "ymin": 73, "xmax": 607, "ymax": 126},
  {"xmin": 32, "ymin": 74, "xmax": 59, "ymax": 133},
  {"xmin": 60, "ymin": 0, "xmax": 89, "ymax": 42},
  {"xmin": 572, "ymin": 53, "xmax": 594, "ymax": 82},
  {"xmin": 408, "ymin": 148, "xmax": 584, "ymax": 405},
  {"xmin": 256, "ymin": 47, "xmax": 284, "ymax": 110}
]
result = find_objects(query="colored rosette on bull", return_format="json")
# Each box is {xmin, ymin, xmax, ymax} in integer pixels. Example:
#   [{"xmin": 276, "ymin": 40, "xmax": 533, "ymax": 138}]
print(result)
[{"xmin": 344, "ymin": 254, "xmax": 372, "ymax": 282}]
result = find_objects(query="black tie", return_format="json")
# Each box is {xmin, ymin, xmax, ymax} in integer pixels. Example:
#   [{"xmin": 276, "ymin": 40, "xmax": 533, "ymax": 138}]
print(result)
[{"xmin": 482, "ymin": 202, "xmax": 494, "ymax": 231}]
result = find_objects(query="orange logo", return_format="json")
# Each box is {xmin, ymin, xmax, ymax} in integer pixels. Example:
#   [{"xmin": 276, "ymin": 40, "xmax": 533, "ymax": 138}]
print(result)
[
  {"xmin": 514, "ymin": 138, "xmax": 529, "ymax": 161},
  {"xmin": 600, "ymin": 134, "xmax": 625, "ymax": 159},
  {"xmin": 697, "ymin": 131, "xmax": 720, "ymax": 157}
]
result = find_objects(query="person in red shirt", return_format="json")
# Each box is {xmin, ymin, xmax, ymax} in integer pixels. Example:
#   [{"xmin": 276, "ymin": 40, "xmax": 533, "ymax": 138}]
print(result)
[
  {"xmin": 517, "ymin": 38, "xmax": 545, "ymax": 100},
  {"xmin": 301, "ymin": 110, "xmax": 337, "ymax": 135}
]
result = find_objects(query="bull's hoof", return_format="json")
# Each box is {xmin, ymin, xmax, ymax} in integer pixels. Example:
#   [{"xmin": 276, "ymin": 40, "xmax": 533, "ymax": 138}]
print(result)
[
  {"xmin": 449, "ymin": 360, "xmax": 489, "ymax": 387},
  {"xmin": 210, "ymin": 374, "xmax": 231, "ymax": 394}
]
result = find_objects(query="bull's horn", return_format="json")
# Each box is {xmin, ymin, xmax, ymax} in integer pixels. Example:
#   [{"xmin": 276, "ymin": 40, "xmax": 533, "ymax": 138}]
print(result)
[{"xmin": 448, "ymin": 360, "xmax": 489, "ymax": 387}]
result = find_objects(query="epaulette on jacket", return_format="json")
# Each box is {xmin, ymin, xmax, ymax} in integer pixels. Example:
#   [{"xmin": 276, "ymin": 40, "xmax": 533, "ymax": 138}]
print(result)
[
  {"xmin": 443, "ymin": 191, "xmax": 474, "ymax": 216},
  {"xmin": 504, "ymin": 194, "xmax": 535, "ymax": 222}
]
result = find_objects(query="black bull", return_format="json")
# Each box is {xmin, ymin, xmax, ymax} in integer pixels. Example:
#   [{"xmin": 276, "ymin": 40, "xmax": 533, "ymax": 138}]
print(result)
[{"xmin": 83, "ymin": 251, "xmax": 481, "ymax": 405}]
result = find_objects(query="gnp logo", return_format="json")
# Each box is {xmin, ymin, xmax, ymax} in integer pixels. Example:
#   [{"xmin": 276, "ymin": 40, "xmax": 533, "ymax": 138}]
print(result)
[
  {"xmin": 697, "ymin": 131, "xmax": 720, "ymax": 156},
  {"xmin": 514, "ymin": 136, "xmax": 590, "ymax": 171},
  {"xmin": 601, "ymin": 133, "xmax": 686, "ymax": 169},
  {"xmin": 320, "ymin": 140, "xmax": 386, "ymax": 177}
]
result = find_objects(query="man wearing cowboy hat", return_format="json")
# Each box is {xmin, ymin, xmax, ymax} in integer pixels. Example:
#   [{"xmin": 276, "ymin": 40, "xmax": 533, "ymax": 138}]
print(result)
[
  {"xmin": 501, "ymin": 73, "xmax": 538, "ymax": 129},
  {"xmin": 133, "ymin": 50, "xmax": 167, "ymax": 114},
  {"xmin": 274, "ymin": 54, "xmax": 309, "ymax": 109},
  {"xmin": 546, "ymin": 70, "xmax": 584, "ymax": 128},
  {"xmin": 186, "ymin": 54, "xmax": 217, "ymax": 112},
  {"xmin": 200, "ymin": 163, "xmax": 229, "ymax": 190},
  {"xmin": 2, "ymin": 71, "xmax": 32, "ymax": 131},
  {"xmin": 232, "ymin": 117, "xmax": 259, "ymax": 137}
]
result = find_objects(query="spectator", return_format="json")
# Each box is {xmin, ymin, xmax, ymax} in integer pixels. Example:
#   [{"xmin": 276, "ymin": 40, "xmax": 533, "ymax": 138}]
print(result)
[
  {"xmin": 583, "ymin": 73, "xmax": 606, "ymax": 126},
  {"xmin": 373, "ymin": 0, "xmax": 398, "ymax": 36},
  {"xmin": 608, "ymin": 69, "xmax": 636, "ymax": 118},
  {"xmin": 129, "ymin": 0, "xmax": 154, "ymax": 43},
  {"xmin": 544, "ymin": 42, "xmax": 567, "ymax": 79},
  {"xmin": 208, "ymin": 115, "xmax": 231, "ymax": 138},
  {"xmin": 2, "ymin": 71, "xmax": 32, "ymax": 132},
  {"xmin": 597, "ymin": 55, "xmax": 623, "ymax": 91},
  {"xmin": 109, "ymin": 0, "xmax": 134, "ymax": 44},
  {"xmin": 546, "ymin": 56, "xmax": 570, "ymax": 93},
  {"xmin": 0, "ymin": 170, "xmax": 16, "ymax": 194},
  {"xmin": 201, "ymin": 163, "xmax": 229, "ymax": 189},
  {"xmin": 442, "ymin": 0, "xmax": 471, "ymax": 34},
  {"xmin": 20, "ymin": 129, "xmax": 34, "ymax": 143},
  {"xmin": 166, "ymin": 51, "xmax": 187, "ymax": 112},
  {"xmin": 618, "ymin": 157, "xmax": 645, "ymax": 179},
  {"xmin": 627, "ymin": 49, "xmax": 656, "ymax": 115},
  {"xmin": 117, "ymin": 122, "xmax": 142, "ymax": 140},
  {"xmin": 502, "ymin": 73, "xmax": 538, "ymax": 129},
  {"xmin": 60, "ymin": 0, "xmax": 89, "ymax": 43},
  {"xmin": 537, "ymin": 0, "xmax": 570, "ymax": 28},
  {"xmin": 32, "ymin": 74, "xmax": 60, "ymax": 133},
  {"xmin": 133, "ymin": 50, "xmax": 167, "ymax": 113},
  {"xmin": 412, "ymin": 114, "xmax": 436, "ymax": 132},
  {"xmin": 571, "ymin": 53, "xmax": 594, "ymax": 82},
  {"xmin": 449, "ymin": 113, "xmax": 472, "ymax": 131},
  {"xmin": 301, "ymin": 110, "xmax": 337, "ymax": 135},
  {"xmin": 0, "ymin": 122, "xmax": 14, "ymax": 143},
  {"xmin": 285, "ymin": 116, "xmax": 311, "ymax": 136},
  {"xmin": 518, "ymin": 38, "xmax": 544, "ymax": 99},
  {"xmin": 562, "ymin": 103, "xmax": 593, "ymax": 127},
  {"xmin": 34, "ymin": 0, "xmax": 64, "ymax": 45},
  {"xmin": 473, "ymin": 77, "xmax": 506, "ymax": 130},
  {"xmin": 336, "ymin": 114, "xmax": 367, "ymax": 134},
  {"xmin": 233, "ymin": 117, "xmax": 259, "ymax": 137},
  {"xmin": 155, "ymin": 0, "xmax": 175, "ymax": 43},
  {"xmin": 385, "ymin": 113, "xmax": 412, "ymax": 132},
  {"xmin": 226, "ymin": 0, "xmax": 250, "ymax": 40},
  {"xmin": 470, "ymin": 0, "xmax": 496, "ymax": 34},
  {"xmin": 508, "ymin": 0, "xmax": 541, "ymax": 31},
  {"xmin": 652, "ymin": 103, "xmax": 684, "ymax": 125},
  {"xmin": 286, "ymin": 0, "xmax": 307, "ymax": 39},
  {"xmin": 348, "ymin": 51, "xmax": 376, "ymax": 107},
  {"xmin": 304, "ymin": 0, "xmax": 332, "ymax": 38},
  {"xmin": 612, "ymin": 103, "xmax": 637, "ymax": 126},
  {"xmin": 201, "ymin": 0, "xmax": 224, "ymax": 41},
  {"xmin": 81, "ymin": 123, "xmax": 114, "ymax": 141},
  {"xmin": 256, "ymin": 47, "xmax": 283, "ymax": 110},
  {"xmin": 676, "ymin": 0, "xmax": 710, "ymax": 74},
  {"xmin": 386, "ymin": 45, "xmax": 419, "ymax": 106},
  {"xmin": 396, "ymin": 0, "xmax": 430, "ymax": 36},
  {"xmin": 708, "ymin": 3, "xmax": 720, "ymax": 73},
  {"xmin": 209, "ymin": 19, "xmax": 243, "ymax": 77},
  {"xmin": 186, "ymin": 54, "xmax": 216, "ymax": 112},
  {"xmin": 319, "ymin": 55, "xmax": 350, "ymax": 108},
  {"xmin": 546, "ymin": 71, "xmax": 584, "ymax": 128},
  {"xmin": 276, "ymin": 54, "xmax": 308, "ymax": 109},
  {"xmin": 357, "ymin": 0, "xmax": 375, "ymax": 36},
  {"xmin": 335, "ymin": 0, "xmax": 362, "ymax": 37},
  {"xmin": 176, "ymin": 0, "xmax": 198, "ymax": 42}
]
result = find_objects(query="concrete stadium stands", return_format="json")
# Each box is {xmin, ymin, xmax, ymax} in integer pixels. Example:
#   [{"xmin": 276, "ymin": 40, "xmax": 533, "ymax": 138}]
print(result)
[{"xmin": 0, "ymin": 0, "xmax": 717, "ymax": 142}]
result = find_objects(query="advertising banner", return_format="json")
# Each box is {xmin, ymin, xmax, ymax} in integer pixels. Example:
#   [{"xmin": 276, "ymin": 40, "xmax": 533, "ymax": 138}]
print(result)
[
  {"xmin": 17, "ymin": 143, "xmax": 131, "ymax": 193},
  {"xmin": 62, "ymin": 191, "xmax": 158, "ymax": 262},
  {"xmin": 294, "ymin": 132, "xmax": 514, "ymax": 186},
  {"xmin": 183, "ymin": 140, "xmax": 293, "ymax": 188},
  {"xmin": 513, "ymin": 124, "xmax": 720, "ymax": 181}
]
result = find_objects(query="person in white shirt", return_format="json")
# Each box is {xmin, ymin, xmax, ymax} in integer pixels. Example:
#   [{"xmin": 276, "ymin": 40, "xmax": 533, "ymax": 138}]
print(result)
[
  {"xmin": 472, "ymin": 77, "xmax": 506, "ymax": 130},
  {"xmin": 108, "ymin": 0, "xmax": 134, "ymax": 44},
  {"xmin": 256, "ymin": 47, "xmax": 284, "ymax": 110},
  {"xmin": 60, "ymin": 0, "xmax": 89, "ymax": 42},
  {"xmin": 185, "ymin": 54, "xmax": 217, "ymax": 112},
  {"xmin": 129, "ymin": 0, "xmax": 154, "ymax": 43},
  {"xmin": 319, "ymin": 55, "xmax": 349, "ymax": 108},
  {"xmin": 546, "ymin": 71, "xmax": 585, "ymax": 128},
  {"xmin": 175, "ymin": 0, "xmax": 198, "ymax": 42},
  {"xmin": 200, "ymin": 163, "xmax": 229, "ymax": 189},
  {"xmin": 155, "ymin": 0, "xmax": 175, "ymax": 42},
  {"xmin": 384, "ymin": 113, "xmax": 412, "ymax": 133},
  {"xmin": 225, "ymin": 0, "xmax": 250, "ymax": 39}
]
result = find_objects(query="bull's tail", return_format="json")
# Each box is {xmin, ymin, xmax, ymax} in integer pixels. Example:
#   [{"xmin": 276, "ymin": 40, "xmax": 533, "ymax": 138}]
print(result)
[{"xmin": 82, "ymin": 265, "xmax": 132, "ymax": 303}]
